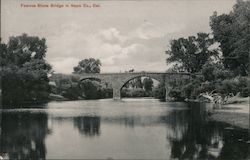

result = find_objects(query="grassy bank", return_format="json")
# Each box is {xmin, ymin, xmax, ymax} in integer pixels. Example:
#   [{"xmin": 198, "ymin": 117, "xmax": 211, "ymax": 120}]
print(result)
[
  {"xmin": 209, "ymin": 97, "xmax": 249, "ymax": 129},
  {"xmin": 210, "ymin": 112, "xmax": 249, "ymax": 129}
]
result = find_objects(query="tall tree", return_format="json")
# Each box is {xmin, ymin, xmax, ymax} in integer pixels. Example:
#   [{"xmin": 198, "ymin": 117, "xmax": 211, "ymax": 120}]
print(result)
[
  {"xmin": 134, "ymin": 77, "xmax": 143, "ymax": 88},
  {"xmin": 72, "ymin": 58, "xmax": 103, "ymax": 99},
  {"xmin": 1, "ymin": 34, "xmax": 51, "ymax": 106},
  {"xmin": 166, "ymin": 33, "xmax": 218, "ymax": 73},
  {"xmin": 143, "ymin": 78, "xmax": 153, "ymax": 92},
  {"xmin": 210, "ymin": 0, "xmax": 250, "ymax": 75},
  {"xmin": 73, "ymin": 58, "xmax": 101, "ymax": 74}
]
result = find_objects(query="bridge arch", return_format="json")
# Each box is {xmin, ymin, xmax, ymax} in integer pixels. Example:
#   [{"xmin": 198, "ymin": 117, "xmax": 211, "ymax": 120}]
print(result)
[
  {"xmin": 112, "ymin": 74, "xmax": 166, "ymax": 100},
  {"xmin": 75, "ymin": 72, "xmax": 192, "ymax": 100},
  {"xmin": 80, "ymin": 77, "xmax": 102, "ymax": 82},
  {"xmin": 121, "ymin": 74, "xmax": 164, "ymax": 87},
  {"xmin": 119, "ymin": 75, "xmax": 163, "ymax": 99}
]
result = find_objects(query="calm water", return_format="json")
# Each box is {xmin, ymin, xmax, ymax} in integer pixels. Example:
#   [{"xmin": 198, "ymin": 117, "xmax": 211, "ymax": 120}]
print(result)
[{"xmin": 0, "ymin": 99, "xmax": 249, "ymax": 159}]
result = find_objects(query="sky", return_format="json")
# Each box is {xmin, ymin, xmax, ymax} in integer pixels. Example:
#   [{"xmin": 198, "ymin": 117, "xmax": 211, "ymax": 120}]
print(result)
[{"xmin": 1, "ymin": 0, "xmax": 236, "ymax": 73}]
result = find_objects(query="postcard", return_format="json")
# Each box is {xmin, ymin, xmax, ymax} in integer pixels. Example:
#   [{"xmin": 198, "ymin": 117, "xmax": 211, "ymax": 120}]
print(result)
[{"xmin": 0, "ymin": 0, "xmax": 249, "ymax": 159}]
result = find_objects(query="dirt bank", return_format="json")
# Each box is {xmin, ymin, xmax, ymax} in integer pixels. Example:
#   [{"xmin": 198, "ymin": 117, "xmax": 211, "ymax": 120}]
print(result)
[{"xmin": 210, "ymin": 97, "xmax": 249, "ymax": 129}]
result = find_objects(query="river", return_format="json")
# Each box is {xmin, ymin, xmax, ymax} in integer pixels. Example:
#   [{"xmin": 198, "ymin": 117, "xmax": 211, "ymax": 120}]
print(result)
[{"xmin": 0, "ymin": 99, "xmax": 249, "ymax": 159}]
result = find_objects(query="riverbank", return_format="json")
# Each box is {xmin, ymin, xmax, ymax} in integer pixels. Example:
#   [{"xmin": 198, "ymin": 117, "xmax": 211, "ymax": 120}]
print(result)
[{"xmin": 209, "ymin": 97, "xmax": 249, "ymax": 129}]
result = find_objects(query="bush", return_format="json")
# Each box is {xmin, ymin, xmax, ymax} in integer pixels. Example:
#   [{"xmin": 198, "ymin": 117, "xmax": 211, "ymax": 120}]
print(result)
[
  {"xmin": 80, "ymin": 80, "xmax": 101, "ymax": 99},
  {"xmin": 169, "ymin": 89, "xmax": 184, "ymax": 101},
  {"xmin": 236, "ymin": 76, "xmax": 249, "ymax": 97},
  {"xmin": 201, "ymin": 62, "xmax": 233, "ymax": 81},
  {"xmin": 217, "ymin": 79, "xmax": 239, "ymax": 95},
  {"xmin": 153, "ymin": 82, "xmax": 166, "ymax": 100},
  {"xmin": 240, "ymin": 87, "xmax": 249, "ymax": 97},
  {"xmin": 121, "ymin": 88, "xmax": 152, "ymax": 97},
  {"xmin": 98, "ymin": 87, "xmax": 113, "ymax": 98},
  {"xmin": 62, "ymin": 85, "xmax": 82, "ymax": 100}
]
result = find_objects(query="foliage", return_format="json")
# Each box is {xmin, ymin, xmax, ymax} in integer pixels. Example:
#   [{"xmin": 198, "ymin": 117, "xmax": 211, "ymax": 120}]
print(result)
[
  {"xmin": 135, "ymin": 77, "xmax": 143, "ymax": 88},
  {"xmin": 143, "ymin": 78, "xmax": 153, "ymax": 92},
  {"xmin": 153, "ymin": 82, "xmax": 166, "ymax": 100},
  {"xmin": 98, "ymin": 87, "xmax": 113, "ymax": 99},
  {"xmin": 79, "ymin": 80, "xmax": 101, "ymax": 99},
  {"xmin": 169, "ymin": 89, "xmax": 184, "ymax": 101},
  {"xmin": 0, "ymin": 40, "xmax": 7, "ymax": 66},
  {"xmin": 121, "ymin": 77, "xmax": 157, "ymax": 98},
  {"xmin": 53, "ymin": 58, "xmax": 109, "ymax": 100},
  {"xmin": 166, "ymin": 33, "xmax": 219, "ymax": 73},
  {"xmin": 124, "ymin": 77, "xmax": 143, "ymax": 89},
  {"xmin": 73, "ymin": 58, "xmax": 101, "ymax": 74},
  {"xmin": 62, "ymin": 84, "xmax": 82, "ymax": 100},
  {"xmin": 216, "ymin": 77, "xmax": 249, "ymax": 97},
  {"xmin": 79, "ymin": 80, "xmax": 113, "ymax": 99},
  {"xmin": 165, "ymin": 0, "xmax": 250, "ymax": 101},
  {"xmin": 1, "ymin": 34, "xmax": 47, "ymax": 67},
  {"xmin": 1, "ymin": 34, "xmax": 52, "ymax": 106},
  {"xmin": 167, "ymin": 74, "xmax": 249, "ymax": 101},
  {"xmin": 121, "ymin": 88, "xmax": 152, "ymax": 98},
  {"xmin": 201, "ymin": 62, "xmax": 233, "ymax": 81},
  {"xmin": 50, "ymin": 74, "xmax": 74, "ymax": 94},
  {"xmin": 50, "ymin": 75, "xmax": 113, "ymax": 100},
  {"xmin": 210, "ymin": 0, "xmax": 250, "ymax": 76},
  {"xmin": 237, "ymin": 76, "xmax": 249, "ymax": 97}
]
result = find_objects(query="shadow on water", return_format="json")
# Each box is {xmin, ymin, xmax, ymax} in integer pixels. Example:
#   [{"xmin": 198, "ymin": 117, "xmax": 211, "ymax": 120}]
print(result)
[
  {"xmin": 73, "ymin": 116, "xmax": 101, "ymax": 137},
  {"xmin": 0, "ymin": 112, "xmax": 50, "ymax": 160},
  {"xmin": 165, "ymin": 102, "xmax": 249, "ymax": 160}
]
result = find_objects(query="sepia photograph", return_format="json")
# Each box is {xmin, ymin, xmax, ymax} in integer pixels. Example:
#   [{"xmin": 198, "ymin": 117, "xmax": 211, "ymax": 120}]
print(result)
[{"xmin": 0, "ymin": 0, "xmax": 249, "ymax": 159}]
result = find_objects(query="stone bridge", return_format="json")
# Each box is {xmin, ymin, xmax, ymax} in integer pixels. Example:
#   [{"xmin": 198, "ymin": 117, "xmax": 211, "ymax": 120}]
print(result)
[{"xmin": 51, "ymin": 72, "xmax": 193, "ymax": 100}]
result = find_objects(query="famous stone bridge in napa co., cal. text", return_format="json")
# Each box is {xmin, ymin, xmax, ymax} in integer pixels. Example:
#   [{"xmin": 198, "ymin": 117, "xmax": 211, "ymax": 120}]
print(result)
[{"xmin": 50, "ymin": 72, "xmax": 195, "ymax": 100}]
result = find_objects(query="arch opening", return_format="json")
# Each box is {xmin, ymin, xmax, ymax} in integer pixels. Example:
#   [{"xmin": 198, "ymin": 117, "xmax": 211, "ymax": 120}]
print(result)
[
  {"xmin": 120, "ymin": 75, "xmax": 163, "ymax": 99},
  {"xmin": 80, "ymin": 77, "xmax": 102, "ymax": 82}
]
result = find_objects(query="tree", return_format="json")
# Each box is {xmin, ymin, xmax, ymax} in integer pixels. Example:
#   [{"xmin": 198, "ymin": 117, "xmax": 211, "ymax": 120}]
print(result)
[
  {"xmin": 135, "ymin": 77, "xmax": 143, "ymax": 88},
  {"xmin": 0, "ymin": 39, "xmax": 8, "ymax": 66},
  {"xmin": 1, "ymin": 34, "xmax": 51, "ymax": 106},
  {"xmin": 166, "ymin": 33, "xmax": 218, "ymax": 73},
  {"xmin": 80, "ymin": 80, "xmax": 101, "ymax": 99},
  {"xmin": 72, "ymin": 58, "xmax": 103, "ymax": 99},
  {"xmin": 73, "ymin": 58, "xmax": 101, "ymax": 74},
  {"xmin": 153, "ymin": 82, "xmax": 166, "ymax": 100},
  {"xmin": 3, "ymin": 34, "xmax": 47, "ymax": 66},
  {"xmin": 143, "ymin": 78, "xmax": 153, "ymax": 92},
  {"xmin": 210, "ymin": 0, "xmax": 250, "ymax": 76},
  {"xmin": 201, "ymin": 62, "xmax": 233, "ymax": 82}
]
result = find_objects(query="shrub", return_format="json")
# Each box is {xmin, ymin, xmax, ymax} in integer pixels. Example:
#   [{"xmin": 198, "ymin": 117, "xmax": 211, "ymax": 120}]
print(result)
[
  {"xmin": 216, "ymin": 79, "xmax": 238, "ymax": 95},
  {"xmin": 121, "ymin": 88, "xmax": 151, "ymax": 97},
  {"xmin": 201, "ymin": 62, "xmax": 233, "ymax": 81},
  {"xmin": 169, "ymin": 89, "xmax": 184, "ymax": 101},
  {"xmin": 240, "ymin": 87, "xmax": 249, "ymax": 97},
  {"xmin": 153, "ymin": 82, "xmax": 166, "ymax": 100},
  {"xmin": 62, "ymin": 85, "xmax": 81, "ymax": 100}
]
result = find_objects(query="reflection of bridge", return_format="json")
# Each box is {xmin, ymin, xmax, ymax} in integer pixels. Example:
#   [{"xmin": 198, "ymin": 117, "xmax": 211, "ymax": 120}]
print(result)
[{"xmin": 51, "ymin": 72, "xmax": 193, "ymax": 100}]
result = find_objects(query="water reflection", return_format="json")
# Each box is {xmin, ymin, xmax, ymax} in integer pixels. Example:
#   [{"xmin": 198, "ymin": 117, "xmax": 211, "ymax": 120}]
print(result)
[
  {"xmin": 0, "ymin": 100, "xmax": 249, "ymax": 159},
  {"xmin": 0, "ymin": 112, "xmax": 50, "ymax": 159},
  {"xmin": 165, "ymin": 103, "xmax": 249, "ymax": 160},
  {"xmin": 73, "ymin": 116, "xmax": 101, "ymax": 136}
]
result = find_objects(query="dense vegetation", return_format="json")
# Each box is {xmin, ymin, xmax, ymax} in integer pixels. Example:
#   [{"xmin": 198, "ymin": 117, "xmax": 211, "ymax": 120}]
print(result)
[
  {"xmin": 1, "ymin": 34, "xmax": 52, "ymax": 106},
  {"xmin": 165, "ymin": 0, "xmax": 249, "ymax": 101},
  {"xmin": 50, "ymin": 73, "xmax": 113, "ymax": 100},
  {"xmin": 73, "ymin": 58, "xmax": 102, "ymax": 74}
]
